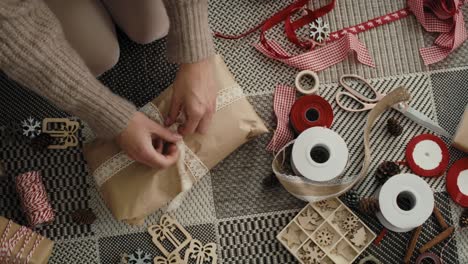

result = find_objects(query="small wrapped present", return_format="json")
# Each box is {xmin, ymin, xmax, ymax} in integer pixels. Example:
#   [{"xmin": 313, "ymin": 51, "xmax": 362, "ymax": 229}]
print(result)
[
  {"xmin": 84, "ymin": 55, "xmax": 268, "ymax": 224},
  {"xmin": 0, "ymin": 216, "xmax": 54, "ymax": 264}
]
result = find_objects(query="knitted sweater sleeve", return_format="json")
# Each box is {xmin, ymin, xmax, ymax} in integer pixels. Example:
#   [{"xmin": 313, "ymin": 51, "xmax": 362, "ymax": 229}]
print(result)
[
  {"xmin": 0, "ymin": 0, "xmax": 136, "ymax": 138},
  {"xmin": 163, "ymin": 0, "xmax": 215, "ymax": 63}
]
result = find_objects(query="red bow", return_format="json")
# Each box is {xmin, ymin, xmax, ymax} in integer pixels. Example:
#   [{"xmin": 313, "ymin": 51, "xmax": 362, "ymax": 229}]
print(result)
[{"xmin": 408, "ymin": 0, "xmax": 468, "ymax": 64}]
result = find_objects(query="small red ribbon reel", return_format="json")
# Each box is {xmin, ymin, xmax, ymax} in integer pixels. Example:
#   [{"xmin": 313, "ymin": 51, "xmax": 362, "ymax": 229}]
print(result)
[
  {"xmin": 405, "ymin": 134, "xmax": 449, "ymax": 177},
  {"xmin": 446, "ymin": 157, "xmax": 468, "ymax": 208},
  {"xmin": 290, "ymin": 95, "xmax": 334, "ymax": 134}
]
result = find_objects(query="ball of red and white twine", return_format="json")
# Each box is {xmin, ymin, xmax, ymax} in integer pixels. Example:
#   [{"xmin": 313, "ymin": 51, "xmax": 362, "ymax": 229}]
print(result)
[{"xmin": 15, "ymin": 171, "xmax": 55, "ymax": 227}]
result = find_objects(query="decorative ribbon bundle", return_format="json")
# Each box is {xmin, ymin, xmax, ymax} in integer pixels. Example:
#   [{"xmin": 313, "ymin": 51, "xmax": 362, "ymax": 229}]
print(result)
[
  {"xmin": 215, "ymin": 0, "xmax": 468, "ymax": 70},
  {"xmin": 15, "ymin": 171, "xmax": 55, "ymax": 228},
  {"xmin": 272, "ymin": 87, "xmax": 411, "ymax": 201},
  {"xmin": 84, "ymin": 55, "xmax": 268, "ymax": 224},
  {"xmin": 0, "ymin": 217, "xmax": 54, "ymax": 264}
]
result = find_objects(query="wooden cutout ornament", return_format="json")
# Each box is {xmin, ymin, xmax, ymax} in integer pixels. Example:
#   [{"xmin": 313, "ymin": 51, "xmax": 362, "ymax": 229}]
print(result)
[
  {"xmin": 331, "ymin": 242, "xmax": 354, "ymax": 261},
  {"xmin": 183, "ymin": 239, "xmax": 217, "ymax": 264},
  {"xmin": 281, "ymin": 223, "xmax": 307, "ymax": 248},
  {"xmin": 42, "ymin": 118, "xmax": 80, "ymax": 149},
  {"xmin": 297, "ymin": 207, "xmax": 322, "ymax": 230},
  {"xmin": 316, "ymin": 199, "xmax": 339, "ymax": 211},
  {"xmin": 298, "ymin": 242, "xmax": 324, "ymax": 264},
  {"xmin": 148, "ymin": 214, "xmax": 192, "ymax": 257},
  {"xmin": 315, "ymin": 228, "xmax": 334, "ymax": 247},
  {"xmin": 350, "ymin": 227, "xmax": 367, "ymax": 247},
  {"xmin": 154, "ymin": 253, "xmax": 184, "ymax": 264},
  {"xmin": 341, "ymin": 214, "xmax": 359, "ymax": 232}
]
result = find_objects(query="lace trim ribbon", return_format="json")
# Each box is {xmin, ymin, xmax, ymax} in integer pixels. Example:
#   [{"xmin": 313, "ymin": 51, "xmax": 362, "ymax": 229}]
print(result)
[{"xmin": 92, "ymin": 85, "xmax": 245, "ymax": 187}]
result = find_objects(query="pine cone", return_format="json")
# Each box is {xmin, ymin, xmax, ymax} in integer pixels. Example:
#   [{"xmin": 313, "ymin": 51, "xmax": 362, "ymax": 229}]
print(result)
[
  {"xmin": 376, "ymin": 161, "xmax": 400, "ymax": 184},
  {"xmin": 30, "ymin": 133, "xmax": 54, "ymax": 152},
  {"xmin": 387, "ymin": 118, "xmax": 403, "ymax": 136},
  {"xmin": 460, "ymin": 209, "xmax": 468, "ymax": 228},
  {"xmin": 341, "ymin": 190, "xmax": 361, "ymax": 208},
  {"xmin": 71, "ymin": 209, "xmax": 97, "ymax": 225},
  {"xmin": 359, "ymin": 197, "xmax": 380, "ymax": 214}
]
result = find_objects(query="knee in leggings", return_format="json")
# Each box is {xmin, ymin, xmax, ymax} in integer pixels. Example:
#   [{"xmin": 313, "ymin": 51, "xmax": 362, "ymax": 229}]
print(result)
[
  {"xmin": 88, "ymin": 40, "xmax": 120, "ymax": 77},
  {"xmin": 126, "ymin": 21, "xmax": 169, "ymax": 45}
]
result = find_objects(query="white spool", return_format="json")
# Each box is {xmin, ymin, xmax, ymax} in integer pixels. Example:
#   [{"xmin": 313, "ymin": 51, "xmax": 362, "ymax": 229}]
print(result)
[
  {"xmin": 291, "ymin": 127, "xmax": 349, "ymax": 182},
  {"xmin": 376, "ymin": 173, "xmax": 434, "ymax": 232},
  {"xmin": 295, "ymin": 70, "xmax": 320, "ymax": 95}
]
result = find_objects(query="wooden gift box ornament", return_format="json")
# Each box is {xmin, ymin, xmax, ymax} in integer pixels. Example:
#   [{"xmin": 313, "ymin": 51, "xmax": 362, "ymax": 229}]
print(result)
[
  {"xmin": 0, "ymin": 216, "xmax": 54, "ymax": 264},
  {"xmin": 277, "ymin": 198, "xmax": 376, "ymax": 264},
  {"xmin": 84, "ymin": 55, "xmax": 268, "ymax": 224}
]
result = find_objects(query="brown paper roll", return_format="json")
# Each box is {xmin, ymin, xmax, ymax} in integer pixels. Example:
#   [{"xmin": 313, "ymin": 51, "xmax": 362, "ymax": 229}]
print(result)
[{"xmin": 0, "ymin": 216, "xmax": 54, "ymax": 264}]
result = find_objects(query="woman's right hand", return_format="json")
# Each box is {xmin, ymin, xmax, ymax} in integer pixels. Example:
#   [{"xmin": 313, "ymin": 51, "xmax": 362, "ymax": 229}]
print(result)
[{"xmin": 116, "ymin": 112, "xmax": 182, "ymax": 169}]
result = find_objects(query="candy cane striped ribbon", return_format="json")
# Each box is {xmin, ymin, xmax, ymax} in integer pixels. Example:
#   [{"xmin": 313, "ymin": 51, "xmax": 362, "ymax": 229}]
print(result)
[
  {"xmin": 16, "ymin": 171, "xmax": 55, "ymax": 228},
  {"xmin": 0, "ymin": 220, "xmax": 43, "ymax": 263}
]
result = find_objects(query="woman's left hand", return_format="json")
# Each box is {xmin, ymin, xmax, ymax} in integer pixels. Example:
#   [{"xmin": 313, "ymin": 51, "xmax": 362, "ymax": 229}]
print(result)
[{"xmin": 166, "ymin": 57, "xmax": 217, "ymax": 135}]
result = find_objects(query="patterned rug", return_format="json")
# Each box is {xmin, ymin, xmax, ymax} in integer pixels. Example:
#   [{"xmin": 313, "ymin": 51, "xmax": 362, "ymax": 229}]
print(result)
[{"xmin": 1, "ymin": 0, "xmax": 467, "ymax": 263}]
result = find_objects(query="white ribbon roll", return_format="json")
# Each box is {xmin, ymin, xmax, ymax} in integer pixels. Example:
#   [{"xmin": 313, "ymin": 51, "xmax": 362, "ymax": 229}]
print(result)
[
  {"xmin": 291, "ymin": 127, "xmax": 349, "ymax": 182},
  {"xmin": 376, "ymin": 173, "xmax": 434, "ymax": 232},
  {"xmin": 295, "ymin": 70, "xmax": 320, "ymax": 95}
]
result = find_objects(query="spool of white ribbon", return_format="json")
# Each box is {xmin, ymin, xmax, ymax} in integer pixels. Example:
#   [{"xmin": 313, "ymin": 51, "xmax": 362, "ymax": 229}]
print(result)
[
  {"xmin": 376, "ymin": 173, "xmax": 434, "ymax": 232},
  {"xmin": 295, "ymin": 70, "xmax": 320, "ymax": 95},
  {"xmin": 291, "ymin": 127, "xmax": 349, "ymax": 182}
]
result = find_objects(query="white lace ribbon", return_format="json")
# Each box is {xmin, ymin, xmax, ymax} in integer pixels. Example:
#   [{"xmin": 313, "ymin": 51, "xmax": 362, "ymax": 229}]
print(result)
[{"xmin": 92, "ymin": 85, "xmax": 245, "ymax": 187}]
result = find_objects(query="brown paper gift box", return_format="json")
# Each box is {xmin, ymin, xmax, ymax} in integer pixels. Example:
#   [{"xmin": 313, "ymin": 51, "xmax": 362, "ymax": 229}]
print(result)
[
  {"xmin": 0, "ymin": 216, "xmax": 54, "ymax": 264},
  {"xmin": 83, "ymin": 55, "xmax": 268, "ymax": 224},
  {"xmin": 453, "ymin": 105, "xmax": 468, "ymax": 153}
]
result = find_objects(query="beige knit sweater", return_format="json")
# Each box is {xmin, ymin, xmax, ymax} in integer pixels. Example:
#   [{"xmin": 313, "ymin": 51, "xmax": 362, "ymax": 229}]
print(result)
[{"xmin": 0, "ymin": 0, "xmax": 214, "ymax": 138}]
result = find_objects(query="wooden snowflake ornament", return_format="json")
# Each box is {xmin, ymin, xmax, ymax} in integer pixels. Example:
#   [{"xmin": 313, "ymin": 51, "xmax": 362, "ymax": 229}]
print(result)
[
  {"xmin": 315, "ymin": 228, "xmax": 334, "ymax": 247},
  {"xmin": 341, "ymin": 215, "xmax": 359, "ymax": 232}
]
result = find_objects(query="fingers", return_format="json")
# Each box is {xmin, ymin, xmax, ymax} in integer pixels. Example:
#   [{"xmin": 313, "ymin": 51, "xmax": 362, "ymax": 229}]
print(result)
[
  {"xmin": 178, "ymin": 109, "xmax": 203, "ymax": 135},
  {"xmin": 196, "ymin": 110, "xmax": 214, "ymax": 134},
  {"xmin": 149, "ymin": 122, "xmax": 182, "ymax": 143},
  {"xmin": 166, "ymin": 97, "xmax": 182, "ymax": 126},
  {"xmin": 137, "ymin": 142, "xmax": 179, "ymax": 169}
]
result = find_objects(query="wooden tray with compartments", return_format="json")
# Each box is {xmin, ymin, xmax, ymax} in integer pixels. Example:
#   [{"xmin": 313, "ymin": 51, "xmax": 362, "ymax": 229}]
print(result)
[{"xmin": 277, "ymin": 198, "xmax": 376, "ymax": 264}]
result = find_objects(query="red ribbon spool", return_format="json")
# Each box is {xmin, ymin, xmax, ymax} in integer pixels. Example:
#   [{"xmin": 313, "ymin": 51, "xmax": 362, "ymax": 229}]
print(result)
[
  {"xmin": 446, "ymin": 157, "xmax": 468, "ymax": 208},
  {"xmin": 290, "ymin": 95, "xmax": 333, "ymax": 134},
  {"xmin": 405, "ymin": 134, "xmax": 449, "ymax": 177}
]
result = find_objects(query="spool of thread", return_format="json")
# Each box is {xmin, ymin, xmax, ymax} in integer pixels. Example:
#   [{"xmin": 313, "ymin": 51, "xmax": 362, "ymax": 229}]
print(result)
[
  {"xmin": 405, "ymin": 134, "xmax": 449, "ymax": 177},
  {"xmin": 290, "ymin": 95, "xmax": 334, "ymax": 134},
  {"xmin": 376, "ymin": 173, "xmax": 434, "ymax": 232},
  {"xmin": 16, "ymin": 171, "xmax": 55, "ymax": 227},
  {"xmin": 291, "ymin": 127, "xmax": 349, "ymax": 182},
  {"xmin": 446, "ymin": 157, "xmax": 468, "ymax": 207},
  {"xmin": 294, "ymin": 70, "xmax": 320, "ymax": 95},
  {"xmin": 415, "ymin": 252, "xmax": 441, "ymax": 264}
]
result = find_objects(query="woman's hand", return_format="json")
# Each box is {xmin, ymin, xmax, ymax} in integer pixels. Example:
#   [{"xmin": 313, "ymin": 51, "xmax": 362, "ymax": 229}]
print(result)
[
  {"xmin": 166, "ymin": 57, "xmax": 217, "ymax": 135},
  {"xmin": 116, "ymin": 112, "xmax": 182, "ymax": 168}
]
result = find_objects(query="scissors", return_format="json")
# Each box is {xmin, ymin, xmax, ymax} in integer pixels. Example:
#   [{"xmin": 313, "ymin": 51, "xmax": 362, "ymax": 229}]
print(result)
[{"xmin": 335, "ymin": 74, "xmax": 452, "ymax": 138}]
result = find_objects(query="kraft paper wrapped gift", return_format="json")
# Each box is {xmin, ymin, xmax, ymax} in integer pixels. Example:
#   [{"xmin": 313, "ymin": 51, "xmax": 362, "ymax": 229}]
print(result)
[
  {"xmin": 0, "ymin": 216, "xmax": 54, "ymax": 264},
  {"xmin": 84, "ymin": 55, "xmax": 268, "ymax": 224},
  {"xmin": 453, "ymin": 105, "xmax": 468, "ymax": 153}
]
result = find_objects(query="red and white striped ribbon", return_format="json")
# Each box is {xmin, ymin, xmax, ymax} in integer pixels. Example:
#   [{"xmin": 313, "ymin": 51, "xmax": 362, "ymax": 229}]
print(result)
[
  {"xmin": 408, "ymin": 0, "xmax": 468, "ymax": 65},
  {"xmin": 16, "ymin": 171, "xmax": 55, "ymax": 228},
  {"xmin": 0, "ymin": 220, "xmax": 43, "ymax": 263},
  {"xmin": 266, "ymin": 85, "xmax": 297, "ymax": 152}
]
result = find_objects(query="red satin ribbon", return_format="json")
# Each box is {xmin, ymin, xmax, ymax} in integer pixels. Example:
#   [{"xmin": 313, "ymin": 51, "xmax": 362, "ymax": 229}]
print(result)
[
  {"xmin": 405, "ymin": 134, "xmax": 450, "ymax": 177},
  {"xmin": 290, "ymin": 95, "xmax": 334, "ymax": 133},
  {"xmin": 446, "ymin": 157, "xmax": 468, "ymax": 207}
]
